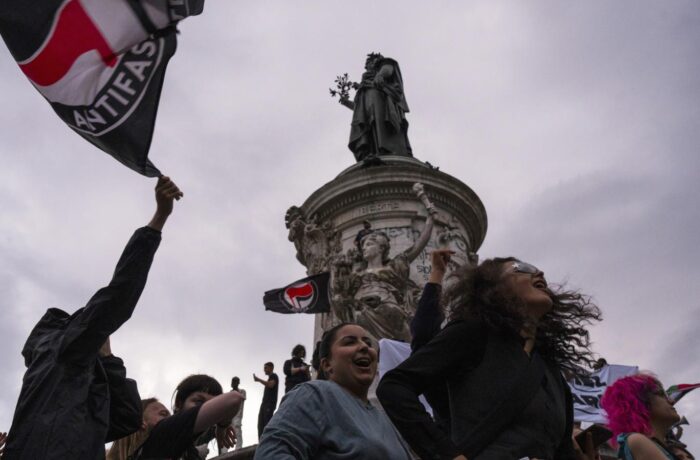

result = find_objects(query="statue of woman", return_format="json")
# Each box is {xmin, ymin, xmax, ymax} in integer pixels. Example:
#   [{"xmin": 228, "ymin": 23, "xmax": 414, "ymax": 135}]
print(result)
[
  {"xmin": 340, "ymin": 53, "xmax": 412, "ymax": 162},
  {"xmin": 332, "ymin": 186, "xmax": 436, "ymax": 342}
]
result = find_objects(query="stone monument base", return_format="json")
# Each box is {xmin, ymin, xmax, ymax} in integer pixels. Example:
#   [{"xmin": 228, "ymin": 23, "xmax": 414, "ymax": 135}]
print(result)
[{"xmin": 290, "ymin": 156, "xmax": 486, "ymax": 342}]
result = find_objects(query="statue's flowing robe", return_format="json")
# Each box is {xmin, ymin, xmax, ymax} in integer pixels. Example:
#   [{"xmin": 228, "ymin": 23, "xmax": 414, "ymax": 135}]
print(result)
[
  {"xmin": 349, "ymin": 58, "xmax": 412, "ymax": 161},
  {"xmin": 352, "ymin": 253, "xmax": 415, "ymax": 342}
]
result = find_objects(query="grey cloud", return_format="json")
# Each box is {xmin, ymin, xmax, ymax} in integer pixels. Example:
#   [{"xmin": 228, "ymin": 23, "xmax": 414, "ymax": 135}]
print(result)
[{"xmin": 2, "ymin": 0, "xmax": 699, "ymax": 450}]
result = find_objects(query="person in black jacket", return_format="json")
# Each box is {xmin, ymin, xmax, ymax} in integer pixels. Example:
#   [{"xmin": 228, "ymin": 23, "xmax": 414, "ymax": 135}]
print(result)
[
  {"xmin": 378, "ymin": 257, "xmax": 603, "ymax": 460},
  {"xmin": 3, "ymin": 176, "xmax": 182, "ymax": 460},
  {"xmin": 283, "ymin": 344, "xmax": 311, "ymax": 393}
]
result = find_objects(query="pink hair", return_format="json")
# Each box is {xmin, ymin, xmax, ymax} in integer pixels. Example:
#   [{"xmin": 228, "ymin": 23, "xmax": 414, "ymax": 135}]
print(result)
[{"xmin": 601, "ymin": 374, "xmax": 659, "ymax": 440}]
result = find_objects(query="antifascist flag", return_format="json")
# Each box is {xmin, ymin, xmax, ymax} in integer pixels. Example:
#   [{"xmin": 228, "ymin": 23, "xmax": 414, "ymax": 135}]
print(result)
[
  {"xmin": 0, "ymin": 0, "xmax": 204, "ymax": 176},
  {"xmin": 667, "ymin": 383, "xmax": 700, "ymax": 404},
  {"xmin": 264, "ymin": 272, "xmax": 331, "ymax": 314}
]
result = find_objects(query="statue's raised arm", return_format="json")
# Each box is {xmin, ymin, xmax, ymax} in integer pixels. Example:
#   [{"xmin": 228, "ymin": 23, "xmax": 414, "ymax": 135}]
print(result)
[{"xmin": 403, "ymin": 183, "xmax": 436, "ymax": 262}]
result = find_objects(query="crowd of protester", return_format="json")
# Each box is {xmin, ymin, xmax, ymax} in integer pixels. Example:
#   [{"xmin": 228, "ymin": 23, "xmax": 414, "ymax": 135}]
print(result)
[{"xmin": 0, "ymin": 178, "xmax": 696, "ymax": 460}]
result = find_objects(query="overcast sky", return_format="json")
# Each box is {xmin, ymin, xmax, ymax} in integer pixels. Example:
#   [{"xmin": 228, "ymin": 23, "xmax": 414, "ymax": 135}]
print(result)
[{"xmin": 1, "ymin": 0, "xmax": 699, "ymax": 454}]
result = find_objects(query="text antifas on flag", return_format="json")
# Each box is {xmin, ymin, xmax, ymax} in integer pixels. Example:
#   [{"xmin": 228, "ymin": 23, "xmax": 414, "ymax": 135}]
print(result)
[
  {"xmin": 0, "ymin": 0, "xmax": 205, "ymax": 176},
  {"xmin": 263, "ymin": 273, "xmax": 332, "ymax": 314}
]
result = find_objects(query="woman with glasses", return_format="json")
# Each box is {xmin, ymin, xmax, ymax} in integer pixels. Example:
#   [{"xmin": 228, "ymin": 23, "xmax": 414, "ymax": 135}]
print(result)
[
  {"xmin": 601, "ymin": 374, "xmax": 687, "ymax": 460},
  {"xmin": 378, "ymin": 257, "xmax": 602, "ymax": 460}
]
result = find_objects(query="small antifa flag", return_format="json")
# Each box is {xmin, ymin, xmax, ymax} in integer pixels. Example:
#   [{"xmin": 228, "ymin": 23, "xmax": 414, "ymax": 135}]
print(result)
[
  {"xmin": 0, "ymin": 0, "xmax": 204, "ymax": 176},
  {"xmin": 666, "ymin": 383, "xmax": 700, "ymax": 404},
  {"xmin": 264, "ymin": 272, "xmax": 331, "ymax": 314}
]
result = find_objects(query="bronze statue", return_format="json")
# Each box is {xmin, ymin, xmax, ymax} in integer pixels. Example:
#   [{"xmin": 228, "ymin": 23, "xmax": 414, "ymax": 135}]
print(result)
[{"xmin": 331, "ymin": 53, "xmax": 412, "ymax": 162}]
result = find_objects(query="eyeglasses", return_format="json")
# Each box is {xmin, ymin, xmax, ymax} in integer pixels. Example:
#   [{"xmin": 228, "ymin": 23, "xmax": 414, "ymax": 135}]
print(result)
[{"xmin": 511, "ymin": 261, "xmax": 541, "ymax": 275}]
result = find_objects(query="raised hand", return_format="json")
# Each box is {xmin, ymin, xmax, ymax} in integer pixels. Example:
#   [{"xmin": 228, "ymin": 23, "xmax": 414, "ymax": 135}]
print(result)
[
  {"xmin": 148, "ymin": 176, "xmax": 183, "ymax": 231},
  {"xmin": 429, "ymin": 249, "xmax": 455, "ymax": 284},
  {"xmin": 155, "ymin": 176, "xmax": 182, "ymax": 215}
]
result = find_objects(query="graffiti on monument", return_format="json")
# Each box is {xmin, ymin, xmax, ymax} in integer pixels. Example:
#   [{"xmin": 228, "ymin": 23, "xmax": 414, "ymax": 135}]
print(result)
[{"xmin": 379, "ymin": 224, "xmax": 473, "ymax": 284}]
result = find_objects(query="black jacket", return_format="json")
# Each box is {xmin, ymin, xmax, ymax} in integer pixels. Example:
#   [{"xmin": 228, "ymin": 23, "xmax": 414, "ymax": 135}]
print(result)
[
  {"xmin": 4, "ymin": 227, "xmax": 161, "ymax": 460},
  {"xmin": 378, "ymin": 319, "xmax": 576, "ymax": 460},
  {"xmin": 283, "ymin": 357, "xmax": 310, "ymax": 393},
  {"xmin": 409, "ymin": 283, "xmax": 451, "ymax": 435}
]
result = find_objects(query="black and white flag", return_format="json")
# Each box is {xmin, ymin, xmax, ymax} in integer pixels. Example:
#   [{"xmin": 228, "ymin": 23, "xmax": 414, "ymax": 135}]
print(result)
[
  {"xmin": 0, "ymin": 0, "xmax": 204, "ymax": 176},
  {"xmin": 263, "ymin": 272, "xmax": 332, "ymax": 314}
]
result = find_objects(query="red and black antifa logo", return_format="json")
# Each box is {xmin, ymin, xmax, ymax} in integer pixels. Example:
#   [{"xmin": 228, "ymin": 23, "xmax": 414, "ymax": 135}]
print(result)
[
  {"xmin": 59, "ymin": 40, "xmax": 164, "ymax": 135},
  {"xmin": 281, "ymin": 281, "xmax": 319, "ymax": 313},
  {"xmin": 0, "ymin": 0, "xmax": 204, "ymax": 175},
  {"xmin": 18, "ymin": 0, "xmax": 168, "ymax": 136},
  {"xmin": 263, "ymin": 272, "xmax": 331, "ymax": 315}
]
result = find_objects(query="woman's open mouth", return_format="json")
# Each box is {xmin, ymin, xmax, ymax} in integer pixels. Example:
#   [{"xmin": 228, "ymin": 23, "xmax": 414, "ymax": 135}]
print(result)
[
  {"xmin": 353, "ymin": 356, "xmax": 372, "ymax": 369},
  {"xmin": 533, "ymin": 279, "xmax": 548, "ymax": 290}
]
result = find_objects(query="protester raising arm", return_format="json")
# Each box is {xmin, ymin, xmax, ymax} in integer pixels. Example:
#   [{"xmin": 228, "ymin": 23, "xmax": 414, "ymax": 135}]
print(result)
[
  {"xmin": 380, "ymin": 257, "xmax": 602, "ymax": 460},
  {"xmin": 147, "ymin": 176, "xmax": 182, "ymax": 231},
  {"xmin": 3, "ymin": 176, "xmax": 182, "ymax": 460},
  {"xmin": 410, "ymin": 249, "xmax": 453, "ymax": 352},
  {"xmin": 61, "ymin": 176, "xmax": 182, "ymax": 363}
]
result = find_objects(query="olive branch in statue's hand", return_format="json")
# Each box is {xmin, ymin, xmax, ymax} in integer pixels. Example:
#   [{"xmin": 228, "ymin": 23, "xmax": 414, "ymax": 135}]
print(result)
[{"xmin": 329, "ymin": 73, "xmax": 359, "ymax": 103}]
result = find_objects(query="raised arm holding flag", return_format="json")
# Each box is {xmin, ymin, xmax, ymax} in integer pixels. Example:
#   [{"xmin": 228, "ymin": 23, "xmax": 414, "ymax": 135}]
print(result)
[{"xmin": 3, "ymin": 176, "xmax": 182, "ymax": 460}]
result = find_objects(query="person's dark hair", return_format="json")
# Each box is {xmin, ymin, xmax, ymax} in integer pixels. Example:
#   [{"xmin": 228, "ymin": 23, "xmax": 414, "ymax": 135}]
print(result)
[
  {"xmin": 444, "ymin": 257, "xmax": 602, "ymax": 373},
  {"xmin": 173, "ymin": 374, "xmax": 223, "ymax": 412},
  {"xmin": 291, "ymin": 344, "xmax": 306, "ymax": 358},
  {"xmin": 264, "ymin": 362, "xmax": 274, "ymax": 369},
  {"xmin": 231, "ymin": 376, "xmax": 240, "ymax": 389},
  {"xmin": 311, "ymin": 340, "xmax": 322, "ymax": 376}
]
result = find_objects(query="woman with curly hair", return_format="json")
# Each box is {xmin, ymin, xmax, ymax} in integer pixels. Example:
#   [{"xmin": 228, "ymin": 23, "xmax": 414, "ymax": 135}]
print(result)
[
  {"xmin": 601, "ymin": 374, "xmax": 685, "ymax": 460},
  {"xmin": 377, "ymin": 257, "xmax": 602, "ymax": 460}
]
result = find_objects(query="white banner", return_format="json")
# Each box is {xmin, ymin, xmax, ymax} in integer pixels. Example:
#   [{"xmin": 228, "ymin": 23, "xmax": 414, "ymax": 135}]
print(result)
[
  {"xmin": 569, "ymin": 364, "xmax": 638, "ymax": 423},
  {"xmin": 378, "ymin": 339, "xmax": 433, "ymax": 416}
]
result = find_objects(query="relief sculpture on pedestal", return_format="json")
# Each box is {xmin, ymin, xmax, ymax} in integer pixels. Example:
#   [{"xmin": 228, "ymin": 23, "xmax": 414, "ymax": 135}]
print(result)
[{"xmin": 330, "ymin": 183, "xmax": 437, "ymax": 342}]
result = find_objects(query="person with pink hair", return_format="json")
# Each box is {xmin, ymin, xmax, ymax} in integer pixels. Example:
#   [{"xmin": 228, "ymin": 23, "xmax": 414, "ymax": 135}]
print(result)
[{"xmin": 601, "ymin": 374, "xmax": 686, "ymax": 459}]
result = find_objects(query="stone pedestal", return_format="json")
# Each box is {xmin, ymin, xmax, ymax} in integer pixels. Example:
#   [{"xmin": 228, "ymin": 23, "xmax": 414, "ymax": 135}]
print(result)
[{"xmin": 285, "ymin": 156, "xmax": 487, "ymax": 343}]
